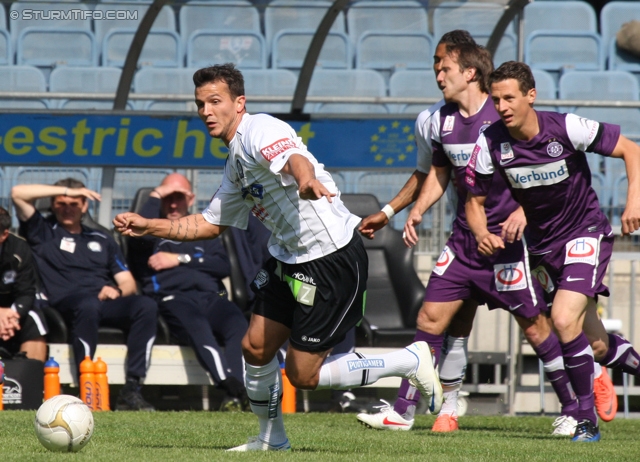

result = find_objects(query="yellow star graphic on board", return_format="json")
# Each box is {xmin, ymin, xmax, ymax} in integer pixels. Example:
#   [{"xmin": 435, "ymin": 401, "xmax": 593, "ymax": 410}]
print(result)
[
  {"xmin": 378, "ymin": 125, "xmax": 387, "ymax": 133},
  {"xmin": 371, "ymin": 145, "xmax": 378, "ymax": 152},
  {"xmin": 375, "ymin": 154, "xmax": 383, "ymax": 161},
  {"xmin": 407, "ymin": 134, "xmax": 415, "ymax": 141},
  {"xmin": 405, "ymin": 145, "xmax": 414, "ymax": 153},
  {"xmin": 371, "ymin": 134, "xmax": 379, "ymax": 141},
  {"xmin": 386, "ymin": 158, "xmax": 394, "ymax": 165},
  {"xmin": 398, "ymin": 154, "xmax": 407, "ymax": 161},
  {"xmin": 403, "ymin": 126, "xmax": 411, "ymax": 133},
  {"xmin": 392, "ymin": 121, "xmax": 400, "ymax": 128}
]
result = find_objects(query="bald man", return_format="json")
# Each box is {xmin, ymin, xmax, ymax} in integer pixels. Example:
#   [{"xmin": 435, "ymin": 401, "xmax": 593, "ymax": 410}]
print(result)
[{"xmin": 127, "ymin": 173, "xmax": 249, "ymax": 410}]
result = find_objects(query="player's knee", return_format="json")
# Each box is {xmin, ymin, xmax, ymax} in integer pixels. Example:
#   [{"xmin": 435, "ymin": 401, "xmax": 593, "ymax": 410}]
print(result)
[
  {"xmin": 284, "ymin": 368, "xmax": 317, "ymax": 390},
  {"xmin": 241, "ymin": 335, "xmax": 270, "ymax": 366}
]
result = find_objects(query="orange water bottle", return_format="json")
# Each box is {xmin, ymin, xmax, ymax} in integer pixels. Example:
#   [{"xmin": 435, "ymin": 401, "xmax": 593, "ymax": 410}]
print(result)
[
  {"xmin": 44, "ymin": 357, "xmax": 61, "ymax": 400},
  {"xmin": 79, "ymin": 356, "xmax": 96, "ymax": 410},
  {"xmin": 281, "ymin": 368, "xmax": 296, "ymax": 414},
  {"xmin": 0, "ymin": 360, "xmax": 4, "ymax": 411},
  {"xmin": 94, "ymin": 357, "xmax": 110, "ymax": 411}
]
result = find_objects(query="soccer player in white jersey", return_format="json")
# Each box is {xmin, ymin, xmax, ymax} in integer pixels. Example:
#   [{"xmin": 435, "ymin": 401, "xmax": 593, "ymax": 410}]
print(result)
[
  {"xmin": 465, "ymin": 61, "xmax": 640, "ymax": 442},
  {"xmin": 358, "ymin": 38, "xmax": 589, "ymax": 437},
  {"xmin": 113, "ymin": 63, "xmax": 442, "ymax": 451}
]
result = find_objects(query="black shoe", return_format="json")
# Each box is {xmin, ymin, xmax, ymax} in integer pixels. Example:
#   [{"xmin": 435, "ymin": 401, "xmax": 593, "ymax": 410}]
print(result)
[
  {"xmin": 571, "ymin": 419, "xmax": 601, "ymax": 442},
  {"xmin": 116, "ymin": 388, "xmax": 155, "ymax": 411}
]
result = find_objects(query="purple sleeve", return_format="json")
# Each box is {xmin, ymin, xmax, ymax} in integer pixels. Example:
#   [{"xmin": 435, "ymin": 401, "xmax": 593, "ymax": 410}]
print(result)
[
  {"xmin": 431, "ymin": 140, "xmax": 449, "ymax": 168},
  {"xmin": 592, "ymin": 122, "xmax": 621, "ymax": 157}
]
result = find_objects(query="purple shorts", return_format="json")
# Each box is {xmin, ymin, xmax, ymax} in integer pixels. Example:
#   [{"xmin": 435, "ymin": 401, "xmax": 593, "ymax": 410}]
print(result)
[
  {"xmin": 529, "ymin": 228, "xmax": 613, "ymax": 300},
  {"xmin": 425, "ymin": 227, "xmax": 547, "ymax": 319}
]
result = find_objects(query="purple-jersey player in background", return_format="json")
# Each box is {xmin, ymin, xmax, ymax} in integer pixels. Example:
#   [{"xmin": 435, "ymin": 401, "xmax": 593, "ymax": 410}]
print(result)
[{"xmin": 466, "ymin": 61, "xmax": 640, "ymax": 442}]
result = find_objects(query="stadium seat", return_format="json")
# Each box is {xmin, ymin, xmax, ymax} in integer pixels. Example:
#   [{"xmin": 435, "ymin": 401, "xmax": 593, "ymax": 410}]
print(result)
[
  {"xmin": 111, "ymin": 168, "xmax": 175, "ymax": 219},
  {"xmin": 133, "ymin": 67, "xmax": 198, "ymax": 111},
  {"xmin": 102, "ymin": 29, "xmax": 182, "ymax": 68},
  {"xmin": 17, "ymin": 28, "xmax": 98, "ymax": 68},
  {"xmin": 558, "ymin": 70, "xmax": 639, "ymax": 109},
  {"xmin": 272, "ymin": 29, "xmax": 351, "ymax": 71},
  {"xmin": 523, "ymin": 1, "xmax": 598, "ymax": 39},
  {"xmin": 49, "ymin": 66, "xmax": 132, "ymax": 110},
  {"xmin": 179, "ymin": 0, "xmax": 262, "ymax": 54},
  {"xmin": 242, "ymin": 69, "xmax": 298, "ymax": 114},
  {"xmin": 340, "ymin": 193, "xmax": 424, "ymax": 347},
  {"xmin": 601, "ymin": 2, "xmax": 640, "ymax": 77},
  {"xmin": 10, "ymin": 2, "xmax": 92, "ymax": 44},
  {"xmin": 307, "ymin": 69, "xmax": 388, "ymax": 114},
  {"xmin": 187, "ymin": 31, "xmax": 266, "ymax": 69},
  {"xmin": 524, "ymin": 31, "xmax": 603, "ymax": 75},
  {"xmin": 0, "ymin": 65, "xmax": 48, "ymax": 109},
  {"xmin": 356, "ymin": 31, "xmax": 433, "ymax": 77},
  {"xmin": 531, "ymin": 68, "xmax": 558, "ymax": 111},
  {"xmin": 388, "ymin": 69, "xmax": 441, "ymax": 114},
  {"xmin": 346, "ymin": 0, "xmax": 428, "ymax": 47}
]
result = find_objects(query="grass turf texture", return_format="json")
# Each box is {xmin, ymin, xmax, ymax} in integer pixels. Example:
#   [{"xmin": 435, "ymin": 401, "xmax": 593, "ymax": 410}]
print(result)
[{"xmin": 2, "ymin": 411, "xmax": 638, "ymax": 461}]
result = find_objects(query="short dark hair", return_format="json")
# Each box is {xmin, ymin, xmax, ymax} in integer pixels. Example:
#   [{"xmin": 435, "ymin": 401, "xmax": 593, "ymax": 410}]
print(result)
[
  {"xmin": 438, "ymin": 30, "xmax": 477, "ymax": 47},
  {"xmin": 445, "ymin": 43, "xmax": 493, "ymax": 93},
  {"xmin": 0, "ymin": 207, "xmax": 11, "ymax": 233},
  {"xmin": 52, "ymin": 178, "xmax": 86, "ymax": 204},
  {"xmin": 192, "ymin": 63, "xmax": 245, "ymax": 100},
  {"xmin": 489, "ymin": 61, "xmax": 536, "ymax": 95}
]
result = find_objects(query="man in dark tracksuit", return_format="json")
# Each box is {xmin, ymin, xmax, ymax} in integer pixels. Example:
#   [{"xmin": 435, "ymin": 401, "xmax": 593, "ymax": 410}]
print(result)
[
  {"xmin": 0, "ymin": 207, "xmax": 48, "ymax": 361},
  {"xmin": 12, "ymin": 179, "xmax": 158, "ymax": 411},
  {"xmin": 127, "ymin": 173, "xmax": 249, "ymax": 409}
]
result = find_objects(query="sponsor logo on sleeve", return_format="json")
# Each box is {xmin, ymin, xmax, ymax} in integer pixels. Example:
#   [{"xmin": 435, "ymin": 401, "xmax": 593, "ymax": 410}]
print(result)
[
  {"xmin": 465, "ymin": 145, "xmax": 481, "ymax": 187},
  {"xmin": 531, "ymin": 266, "xmax": 555, "ymax": 293},
  {"xmin": 494, "ymin": 262, "xmax": 528, "ymax": 291},
  {"xmin": 260, "ymin": 138, "xmax": 297, "ymax": 161},
  {"xmin": 564, "ymin": 237, "xmax": 598, "ymax": 265},
  {"xmin": 433, "ymin": 245, "xmax": 455, "ymax": 276},
  {"xmin": 505, "ymin": 159, "xmax": 569, "ymax": 189}
]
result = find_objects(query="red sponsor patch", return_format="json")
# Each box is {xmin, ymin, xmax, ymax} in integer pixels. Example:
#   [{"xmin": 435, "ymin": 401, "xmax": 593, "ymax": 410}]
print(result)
[{"xmin": 260, "ymin": 138, "xmax": 297, "ymax": 161}]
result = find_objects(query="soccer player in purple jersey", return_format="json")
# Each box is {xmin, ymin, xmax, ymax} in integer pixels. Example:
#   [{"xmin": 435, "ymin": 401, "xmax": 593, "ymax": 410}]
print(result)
[
  {"xmin": 358, "ymin": 41, "xmax": 582, "ymax": 436},
  {"xmin": 465, "ymin": 61, "xmax": 640, "ymax": 442}
]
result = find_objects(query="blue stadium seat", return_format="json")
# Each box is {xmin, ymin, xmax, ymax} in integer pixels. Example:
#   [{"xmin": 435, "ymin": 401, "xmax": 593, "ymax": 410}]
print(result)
[
  {"xmin": 346, "ymin": 1, "xmax": 428, "ymax": 48},
  {"xmin": 432, "ymin": 2, "xmax": 514, "ymax": 42},
  {"xmin": 356, "ymin": 31, "xmax": 432, "ymax": 77},
  {"xmin": 10, "ymin": 2, "xmax": 92, "ymax": 44},
  {"xmin": 49, "ymin": 66, "xmax": 134, "ymax": 110},
  {"xmin": 264, "ymin": 0, "xmax": 346, "ymax": 53},
  {"xmin": 388, "ymin": 69, "xmax": 441, "ymax": 114},
  {"xmin": 531, "ymin": 68, "xmax": 558, "ymax": 111},
  {"xmin": 0, "ymin": 6, "xmax": 10, "ymax": 65},
  {"xmin": 187, "ymin": 31, "xmax": 266, "ymax": 69},
  {"xmin": 272, "ymin": 30, "xmax": 351, "ymax": 71},
  {"xmin": 133, "ymin": 67, "xmax": 198, "ymax": 111},
  {"xmin": 103, "ymin": 29, "xmax": 182, "ymax": 68},
  {"xmin": 242, "ymin": 69, "xmax": 297, "ymax": 114},
  {"xmin": 525, "ymin": 31, "xmax": 603, "ymax": 75},
  {"xmin": 523, "ymin": 1, "xmax": 598, "ymax": 38},
  {"xmin": 307, "ymin": 69, "xmax": 388, "ymax": 114},
  {"xmin": 558, "ymin": 70, "xmax": 639, "ymax": 106},
  {"xmin": 601, "ymin": 2, "xmax": 640, "ymax": 77},
  {"xmin": 112, "ymin": 168, "xmax": 175, "ymax": 220},
  {"xmin": 94, "ymin": 2, "xmax": 176, "ymax": 47},
  {"xmin": 0, "ymin": 65, "xmax": 48, "ymax": 109},
  {"xmin": 179, "ymin": 1, "xmax": 262, "ymax": 54},
  {"xmin": 17, "ymin": 28, "xmax": 97, "ymax": 68}
]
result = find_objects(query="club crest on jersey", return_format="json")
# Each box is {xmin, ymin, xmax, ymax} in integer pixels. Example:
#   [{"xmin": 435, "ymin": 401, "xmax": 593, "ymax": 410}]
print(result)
[
  {"xmin": 500, "ymin": 142, "xmax": 514, "ymax": 162},
  {"xmin": 253, "ymin": 269, "xmax": 269, "ymax": 289},
  {"xmin": 565, "ymin": 237, "xmax": 598, "ymax": 265},
  {"xmin": 2, "ymin": 270, "xmax": 16, "ymax": 285},
  {"xmin": 547, "ymin": 141, "xmax": 564, "ymax": 158},
  {"xmin": 442, "ymin": 115, "xmax": 455, "ymax": 133},
  {"xmin": 87, "ymin": 241, "xmax": 102, "ymax": 252},
  {"xmin": 242, "ymin": 183, "xmax": 264, "ymax": 200},
  {"xmin": 433, "ymin": 245, "xmax": 455, "ymax": 276},
  {"xmin": 260, "ymin": 138, "xmax": 296, "ymax": 161},
  {"xmin": 531, "ymin": 266, "xmax": 555, "ymax": 293},
  {"xmin": 494, "ymin": 262, "xmax": 527, "ymax": 291}
]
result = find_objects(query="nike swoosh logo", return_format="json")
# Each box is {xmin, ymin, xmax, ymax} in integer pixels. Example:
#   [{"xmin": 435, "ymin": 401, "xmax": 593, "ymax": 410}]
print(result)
[
  {"xmin": 566, "ymin": 361, "xmax": 588, "ymax": 369},
  {"xmin": 382, "ymin": 417, "xmax": 410, "ymax": 426},
  {"xmin": 566, "ymin": 276, "xmax": 585, "ymax": 282},
  {"xmin": 604, "ymin": 400, "xmax": 613, "ymax": 415},
  {"xmin": 500, "ymin": 158, "xmax": 515, "ymax": 165},
  {"xmin": 508, "ymin": 303, "xmax": 523, "ymax": 311},
  {"xmin": 441, "ymin": 131, "xmax": 453, "ymax": 137}
]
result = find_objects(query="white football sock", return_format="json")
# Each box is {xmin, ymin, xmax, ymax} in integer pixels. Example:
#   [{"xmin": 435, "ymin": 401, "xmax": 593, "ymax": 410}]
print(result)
[
  {"xmin": 439, "ymin": 336, "xmax": 468, "ymax": 386},
  {"xmin": 439, "ymin": 383, "xmax": 461, "ymax": 416},
  {"xmin": 317, "ymin": 348, "xmax": 418, "ymax": 389},
  {"xmin": 245, "ymin": 357, "xmax": 288, "ymax": 446}
]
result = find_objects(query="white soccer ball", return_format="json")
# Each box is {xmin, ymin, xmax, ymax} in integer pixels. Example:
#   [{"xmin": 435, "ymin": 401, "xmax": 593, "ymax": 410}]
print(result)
[{"xmin": 34, "ymin": 394, "xmax": 94, "ymax": 452}]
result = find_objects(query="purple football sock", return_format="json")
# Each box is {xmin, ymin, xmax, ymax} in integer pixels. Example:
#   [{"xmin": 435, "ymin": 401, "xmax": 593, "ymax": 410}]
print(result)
[
  {"xmin": 602, "ymin": 333, "xmax": 640, "ymax": 376},
  {"xmin": 393, "ymin": 330, "xmax": 444, "ymax": 416},
  {"xmin": 533, "ymin": 331, "xmax": 578, "ymax": 418},
  {"xmin": 561, "ymin": 333, "xmax": 597, "ymax": 423}
]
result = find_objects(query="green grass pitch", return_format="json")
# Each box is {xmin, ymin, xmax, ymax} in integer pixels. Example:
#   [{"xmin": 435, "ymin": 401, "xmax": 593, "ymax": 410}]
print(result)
[{"xmin": 3, "ymin": 411, "xmax": 640, "ymax": 461}]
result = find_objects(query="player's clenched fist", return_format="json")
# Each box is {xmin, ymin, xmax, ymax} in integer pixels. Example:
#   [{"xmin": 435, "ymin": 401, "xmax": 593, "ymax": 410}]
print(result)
[{"xmin": 113, "ymin": 212, "xmax": 150, "ymax": 237}]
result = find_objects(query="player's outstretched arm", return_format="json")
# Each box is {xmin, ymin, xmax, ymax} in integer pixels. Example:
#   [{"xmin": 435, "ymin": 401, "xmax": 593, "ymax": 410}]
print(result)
[
  {"xmin": 465, "ymin": 192, "xmax": 504, "ymax": 256},
  {"xmin": 113, "ymin": 212, "xmax": 225, "ymax": 241},
  {"xmin": 359, "ymin": 170, "xmax": 427, "ymax": 240},
  {"xmin": 283, "ymin": 153, "xmax": 336, "ymax": 202},
  {"xmin": 611, "ymin": 135, "xmax": 640, "ymax": 235}
]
